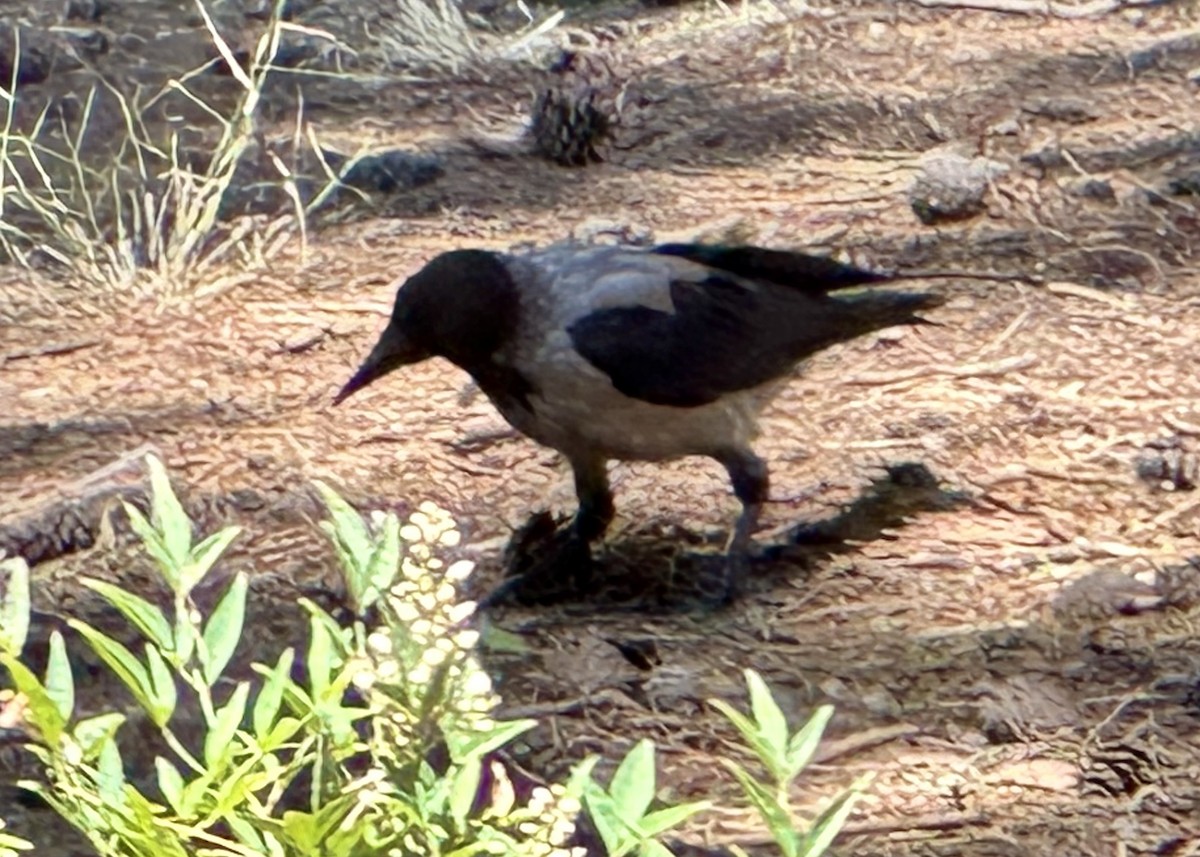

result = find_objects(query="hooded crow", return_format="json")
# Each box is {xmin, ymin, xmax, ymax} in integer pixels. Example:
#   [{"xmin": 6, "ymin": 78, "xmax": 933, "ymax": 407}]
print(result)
[{"xmin": 334, "ymin": 241, "xmax": 944, "ymax": 603}]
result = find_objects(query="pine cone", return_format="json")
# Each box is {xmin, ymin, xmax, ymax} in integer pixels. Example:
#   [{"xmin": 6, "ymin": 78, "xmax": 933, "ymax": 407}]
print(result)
[{"xmin": 529, "ymin": 49, "xmax": 621, "ymax": 167}]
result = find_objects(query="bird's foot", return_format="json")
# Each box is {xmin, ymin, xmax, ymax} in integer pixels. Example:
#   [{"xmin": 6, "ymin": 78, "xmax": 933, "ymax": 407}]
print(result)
[
  {"xmin": 484, "ymin": 511, "xmax": 595, "ymax": 607},
  {"xmin": 716, "ymin": 548, "xmax": 752, "ymax": 607}
]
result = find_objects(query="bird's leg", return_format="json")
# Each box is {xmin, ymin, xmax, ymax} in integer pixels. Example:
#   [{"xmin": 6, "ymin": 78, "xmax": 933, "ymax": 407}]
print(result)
[
  {"xmin": 482, "ymin": 456, "xmax": 612, "ymax": 608},
  {"xmin": 716, "ymin": 448, "xmax": 769, "ymax": 603},
  {"xmin": 548, "ymin": 454, "xmax": 611, "ymax": 593},
  {"xmin": 570, "ymin": 454, "xmax": 615, "ymax": 543}
]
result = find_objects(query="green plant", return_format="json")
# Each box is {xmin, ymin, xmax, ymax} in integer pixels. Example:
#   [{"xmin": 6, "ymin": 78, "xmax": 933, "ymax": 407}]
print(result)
[
  {"xmin": 0, "ymin": 455, "xmax": 872, "ymax": 857},
  {"xmin": 0, "ymin": 812, "xmax": 33, "ymax": 856},
  {"xmin": 709, "ymin": 671, "xmax": 872, "ymax": 857},
  {"xmin": 579, "ymin": 739, "xmax": 710, "ymax": 857},
  {"xmin": 0, "ymin": 454, "xmax": 586, "ymax": 856}
]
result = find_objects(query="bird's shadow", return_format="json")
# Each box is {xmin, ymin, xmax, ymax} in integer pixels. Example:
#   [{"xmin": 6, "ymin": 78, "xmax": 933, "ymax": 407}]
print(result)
[{"xmin": 485, "ymin": 462, "xmax": 973, "ymax": 613}]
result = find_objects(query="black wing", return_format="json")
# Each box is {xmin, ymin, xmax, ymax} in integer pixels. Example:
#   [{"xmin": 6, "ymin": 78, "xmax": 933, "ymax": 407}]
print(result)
[
  {"xmin": 568, "ymin": 262, "xmax": 939, "ymax": 408},
  {"xmin": 652, "ymin": 243, "xmax": 893, "ymax": 292}
]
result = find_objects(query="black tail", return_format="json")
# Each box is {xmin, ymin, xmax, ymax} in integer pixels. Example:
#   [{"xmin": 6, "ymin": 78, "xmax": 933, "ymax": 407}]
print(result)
[
  {"xmin": 653, "ymin": 242, "xmax": 894, "ymax": 292},
  {"xmin": 827, "ymin": 289, "xmax": 946, "ymax": 343}
]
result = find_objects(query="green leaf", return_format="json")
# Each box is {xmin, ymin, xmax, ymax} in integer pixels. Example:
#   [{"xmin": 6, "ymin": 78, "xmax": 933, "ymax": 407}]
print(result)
[
  {"xmin": 68, "ymin": 619, "xmax": 155, "ymax": 714},
  {"xmin": 449, "ymin": 758, "xmax": 483, "ymax": 828},
  {"xmin": 305, "ymin": 613, "xmax": 334, "ymax": 700},
  {"xmin": 609, "ymin": 738, "xmax": 657, "ymax": 822},
  {"xmin": 638, "ymin": 801, "xmax": 712, "ymax": 840},
  {"xmin": 444, "ymin": 717, "xmax": 536, "ymax": 764},
  {"xmin": 201, "ymin": 572, "xmax": 247, "ymax": 686},
  {"xmin": 79, "ymin": 578, "xmax": 172, "ymax": 652},
  {"xmin": 187, "ymin": 526, "xmax": 242, "ymax": 592},
  {"xmin": 314, "ymin": 481, "xmax": 371, "ymax": 577},
  {"xmin": 174, "ymin": 601, "xmax": 197, "ymax": 666},
  {"xmin": 0, "ymin": 828, "xmax": 33, "ymax": 853},
  {"xmin": 319, "ymin": 520, "xmax": 364, "ymax": 601},
  {"xmin": 280, "ymin": 796, "xmax": 358, "ymax": 853},
  {"xmin": 358, "ymin": 512, "xmax": 401, "ymax": 613},
  {"xmin": 583, "ymin": 786, "xmax": 629, "ymax": 857},
  {"xmin": 799, "ymin": 779, "xmax": 869, "ymax": 857},
  {"xmin": 178, "ymin": 768, "xmax": 216, "ymax": 818},
  {"xmin": 225, "ymin": 813, "xmax": 267, "ymax": 851},
  {"xmin": 280, "ymin": 809, "xmax": 318, "ymax": 852},
  {"xmin": 566, "ymin": 754, "xmax": 602, "ymax": 799},
  {"xmin": 478, "ymin": 619, "xmax": 530, "ymax": 654},
  {"xmin": 252, "ymin": 648, "xmax": 294, "ymax": 740},
  {"xmin": 144, "ymin": 643, "xmax": 178, "ymax": 727},
  {"xmin": 262, "ymin": 715, "xmax": 304, "ymax": 751},
  {"xmin": 204, "ymin": 681, "xmax": 249, "ymax": 768},
  {"xmin": 722, "ymin": 760, "xmax": 798, "ymax": 857},
  {"xmin": 641, "ymin": 841, "xmax": 675, "ymax": 857},
  {"xmin": 73, "ymin": 713, "xmax": 125, "ymax": 762},
  {"xmin": 709, "ymin": 697, "xmax": 758, "ymax": 748},
  {"xmin": 96, "ymin": 734, "xmax": 127, "ymax": 809},
  {"xmin": 122, "ymin": 501, "xmax": 179, "ymax": 589},
  {"xmin": 44, "ymin": 630, "xmax": 74, "ymax": 722},
  {"xmin": 785, "ymin": 705, "xmax": 835, "ymax": 783},
  {"xmin": 711, "ymin": 698, "xmax": 789, "ymax": 783},
  {"xmin": 0, "ymin": 557, "xmax": 30, "ymax": 654},
  {"xmin": 744, "ymin": 669, "xmax": 789, "ymax": 771},
  {"xmin": 125, "ymin": 788, "xmax": 190, "ymax": 857},
  {"xmin": 155, "ymin": 756, "xmax": 185, "ymax": 814},
  {"xmin": 0, "ymin": 655, "xmax": 66, "ymax": 745},
  {"xmin": 146, "ymin": 453, "xmax": 193, "ymax": 568},
  {"xmin": 208, "ymin": 758, "xmax": 258, "ymax": 820}
]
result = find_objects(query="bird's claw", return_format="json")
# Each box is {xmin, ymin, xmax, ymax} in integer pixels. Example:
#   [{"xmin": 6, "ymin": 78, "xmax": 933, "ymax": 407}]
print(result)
[
  {"xmin": 717, "ymin": 549, "xmax": 751, "ymax": 607},
  {"xmin": 485, "ymin": 521, "xmax": 595, "ymax": 607}
]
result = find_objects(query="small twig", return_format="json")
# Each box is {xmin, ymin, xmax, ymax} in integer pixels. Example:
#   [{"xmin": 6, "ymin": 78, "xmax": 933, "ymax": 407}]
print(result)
[
  {"xmin": 65, "ymin": 443, "xmax": 161, "ymax": 495},
  {"xmin": 976, "ymin": 306, "xmax": 1031, "ymax": 358},
  {"xmin": 1025, "ymin": 465, "xmax": 1126, "ymax": 486},
  {"xmin": 813, "ymin": 723, "xmax": 922, "ymax": 763},
  {"xmin": 909, "ymin": 0, "xmax": 1156, "ymax": 18},
  {"xmin": 847, "ymin": 352, "xmax": 1038, "ymax": 386},
  {"xmin": 2, "ymin": 338, "xmax": 101, "ymax": 364},
  {"xmin": 840, "ymin": 810, "xmax": 991, "ymax": 837},
  {"xmin": 1164, "ymin": 412, "xmax": 1200, "ymax": 436},
  {"xmin": 1046, "ymin": 280, "xmax": 1136, "ymax": 308}
]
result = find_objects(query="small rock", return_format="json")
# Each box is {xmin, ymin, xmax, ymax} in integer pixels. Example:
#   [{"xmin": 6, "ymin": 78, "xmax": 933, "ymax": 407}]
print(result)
[
  {"xmin": 59, "ymin": 26, "xmax": 109, "ymax": 58},
  {"xmin": 1022, "ymin": 96, "xmax": 1100, "ymax": 125},
  {"xmin": 229, "ymin": 488, "xmax": 267, "ymax": 512},
  {"xmin": 1166, "ymin": 170, "xmax": 1200, "ymax": 196},
  {"xmin": 0, "ymin": 25, "xmax": 57, "ymax": 86},
  {"xmin": 909, "ymin": 149, "xmax": 1008, "ymax": 225},
  {"xmin": 323, "ymin": 149, "xmax": 444, "ymax": 194},
  {"xmin": 63, "ymin": 0, "xmax": 113, "ymax": 21},
  {"xmin": 571, "ymin": 219, "xmax": 654, "ymax": 246},
  {"xmin": 988, "ymin": 117, "xmax": 1021, "ymax": 136},
  {"xmin": 1053, "ymin": 568, "xmax": 1165, "ymax": 621},
  {"xmin": 1135, "ymin": 437, "xmax": 1197, "ymax": 491},
  {"xmin": 115, "ymin": 32, "xmax": 146, "ymax": 51},
  {"xmin": 1021, "ymin": 145, "xmax": 1066, "ymax": 171},
  {"xmin": 245, "ymin": 0, "xmax": 321, "ymax": 20},
  {"xmin": 1069, "ymin": 178, "xmax": 1115, "ymax": 201}
]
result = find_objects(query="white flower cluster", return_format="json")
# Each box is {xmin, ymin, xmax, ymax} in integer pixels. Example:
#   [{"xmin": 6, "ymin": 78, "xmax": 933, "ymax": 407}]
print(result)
[
  {"xmin": 358, "ymin": 502, "xmax": 586, "ymax": 857},
  {"xmin": 515, "ymin": 783, "xmax": 584, "ymax": 857},
  {"xmin": 361, "ymin": 502, "xmax": 500, "ymax": 722}
]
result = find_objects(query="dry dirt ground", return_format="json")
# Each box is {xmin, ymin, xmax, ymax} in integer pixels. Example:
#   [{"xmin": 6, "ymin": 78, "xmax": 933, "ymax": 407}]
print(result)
[{"xmin": 4, "ymin": 0, "xmax": 1200, "ymax": 854}]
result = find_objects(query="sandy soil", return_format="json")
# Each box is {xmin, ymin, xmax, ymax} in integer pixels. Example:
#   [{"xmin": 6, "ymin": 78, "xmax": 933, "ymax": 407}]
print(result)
[{"xmin": 3, "ymin": 0, "xmax": 1200, "ymax": 853}]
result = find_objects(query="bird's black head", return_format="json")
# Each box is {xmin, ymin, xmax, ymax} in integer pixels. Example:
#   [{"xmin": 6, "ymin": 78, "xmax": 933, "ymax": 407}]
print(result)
[{"xmin": 333, "ymin": 249, "xmax": 519, "ymax": 405}]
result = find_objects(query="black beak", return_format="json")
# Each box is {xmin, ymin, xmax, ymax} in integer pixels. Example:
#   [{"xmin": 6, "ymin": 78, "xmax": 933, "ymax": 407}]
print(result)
[{"xmin": 333, "ymin": 328, "xmax": 430, "ymax": 406}]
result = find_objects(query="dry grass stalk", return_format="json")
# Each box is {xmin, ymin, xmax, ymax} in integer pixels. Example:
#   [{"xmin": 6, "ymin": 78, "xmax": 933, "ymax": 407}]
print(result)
[{"xmin": 0, "ymin": 0, "xmax": 339, "ymax": 303}]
